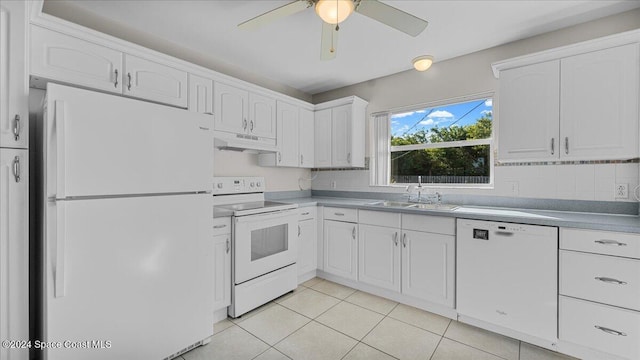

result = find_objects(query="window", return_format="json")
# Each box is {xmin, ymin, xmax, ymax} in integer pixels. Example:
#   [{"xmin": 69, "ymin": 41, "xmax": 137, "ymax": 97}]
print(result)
[{"xmin": 372, "ymin": 96, "xmax": 493, "ymax": 186}]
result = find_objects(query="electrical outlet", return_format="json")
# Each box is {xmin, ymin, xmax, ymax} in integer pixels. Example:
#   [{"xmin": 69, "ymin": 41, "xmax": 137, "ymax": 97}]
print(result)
[
  {"xmin": 331, "ymin": 180, "xmax": 337, "ymax": 189},
  {"xmin": 615, "ymin": 183, "xmax": 628, "ymax": 199},
  {"xmin": 506, "ymin": 181, "xmax": 519, "ymax": 196}
]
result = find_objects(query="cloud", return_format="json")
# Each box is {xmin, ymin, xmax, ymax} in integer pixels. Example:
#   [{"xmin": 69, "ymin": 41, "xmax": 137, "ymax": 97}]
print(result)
[
  {"xmin": 485, "ymin": 99, "xmax": 493, "ymax": 107},
  {"xmin": 419, "ymin": 119, "xmax": 434, "ymax": 125},
  {"xmin": 391, "ymin": 119, "xmax": 400, "ymax": 125},
  {"xmin": 393, "ymin": 125, "xmax": 410, "ymax": 135},
  {"xmin": 481, "ymin": 110, "xmax": 492, "ymax": 115},
  {"xmin": 393, "ymin": 111, "xmax": 417, "ymax": 118},
  {"xmin": 427, "ymin": 110, "xmax": 454, "ymax": 118}
]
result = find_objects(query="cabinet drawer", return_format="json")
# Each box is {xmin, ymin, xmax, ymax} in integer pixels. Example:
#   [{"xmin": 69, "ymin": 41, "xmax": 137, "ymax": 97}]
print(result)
[
  {"xmin": 298, "ymin": 207, "xmax": 316, "ymax": 221},
  {"xmin": 324, "ymin": 207, "xmax": 357, "ymax": 222},
  {"xmin": 560, "ymin": 250, "xmax": 640, "ymax": 311},
  {"xmin": 561, "ymin": 228, "xmax": 640, "ymax": 259},
  {"xmin": 213, "ymin": 217, "xmax": 231, "ymax": 236},
  {"xmin": 359, "ymin": 210, "xmax": 400, "ymax": 228},
  {"xmin": 560, "ymin": 296, "xmax": 640, "ymax": 360},
  {"xmin": 402, "ymin": 214, "xmax": 455, "ymax": 235}
]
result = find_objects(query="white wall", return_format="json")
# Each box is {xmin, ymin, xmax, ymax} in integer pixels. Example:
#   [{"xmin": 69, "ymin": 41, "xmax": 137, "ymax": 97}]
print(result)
[{"xmin": 311, "ymin": 8, "xmax": 640, "ymax": 203}]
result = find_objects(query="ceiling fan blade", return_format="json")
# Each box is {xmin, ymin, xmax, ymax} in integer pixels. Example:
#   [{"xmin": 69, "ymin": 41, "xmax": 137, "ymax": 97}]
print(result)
[
  {"xmin": 355, "ymin": 0, "xmax": 428, "ymax": 37},
  {"xmin": 320, "ymin": 22, "xmax": 338, "ymax": 60},
  {"xmin": 238, "ymin": 1, "xmax": 311, "ymax": 30}
]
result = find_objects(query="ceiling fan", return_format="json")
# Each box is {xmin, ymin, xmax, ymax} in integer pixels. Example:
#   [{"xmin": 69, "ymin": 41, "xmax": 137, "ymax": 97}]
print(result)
[{"xmin": 238, "ymin": 0, "xmax": 428, "ymax": 60}]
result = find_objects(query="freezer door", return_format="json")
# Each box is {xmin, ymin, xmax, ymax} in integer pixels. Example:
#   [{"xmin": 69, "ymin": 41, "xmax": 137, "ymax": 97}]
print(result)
[
  {"xmin": 44, "ymin": 194, "xmax": 213, "ymax": 360},
  {"xmin": 45, "ymin": 83, "xmax": 213, "ymax": 199}
]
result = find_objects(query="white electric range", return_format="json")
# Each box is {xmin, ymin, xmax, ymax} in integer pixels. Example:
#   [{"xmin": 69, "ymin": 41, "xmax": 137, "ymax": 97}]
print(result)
[{"xmin": 213, "ymin": 177, "xmax": 298, "ymax": 317}]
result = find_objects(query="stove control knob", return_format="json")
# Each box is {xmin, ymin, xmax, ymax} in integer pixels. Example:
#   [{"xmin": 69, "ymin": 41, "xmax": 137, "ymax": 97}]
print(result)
[
  {"xmin": 216, "ymin": 183, "xmax": 223, "ymax": 189},
  {"xmin": 250, "ymin": 182, "xmax": 255, "ymax": 188},
  {"xmin": 256, "ymin": 181, "xmax": 262, "ymax": 188}
]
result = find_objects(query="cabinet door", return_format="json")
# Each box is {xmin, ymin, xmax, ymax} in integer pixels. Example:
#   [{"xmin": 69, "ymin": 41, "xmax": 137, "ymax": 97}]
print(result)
[
  {"xmin": 213, "ymin": 234, "xmax": 231, "ymax": 311},
  {"xmin": 323, "ymin": 220, "xmax": 357, "ymax": 280},
  {"xmin": 30, "ymin": 25, "xmax": 122, "ymax": 94},
  {"xmin": 560, "ymin": 44, "xmax": 639, "ymax": 160},
  {"xmin": 249, "ymin": 93, "xmax": 276, "ymax": 139},
  {"xmin": 214, "ymin": 82, "xmax": 248, "ymax": 134},
  {"xmin": 358, "ymin": 224, "xmax": 400, "ymax": 292},
  {"xmin": 188, "ymin": 74, "xmax": 213, "ymax": 115},
  {"xmin": 332, "ymin": 104, "xmax": 352, "ymax": 166},
  {"xmin": 498, "ymin": 60, "xmax": 559, "ymax": 161},
  {"xmin": 298, "ymin": 218, "xmax": 317, "ymax": 276},
  {"xmin": 0, "ymin": 2, "xmax": 28, "ymax": 148},
  {"xmin": 123, "ymin": 54, "xmax": 188, "ymax": 108},
  {"xmin": 299, "ymin": 108, "xmax": 315, "ymax": 168},
  {"xmin": 402, "ymin": 230, "xmax": 455, "ymax": 307},
  {"xmin": 276, "ymin": 101, "xmax": 299, "ymax": 167},
  {"xmin": 314, "ymin": 108, "xmax": 332, "ymax": 167},
  {"xmin": 0, "ymin": 148, "xmax": 29, "ymax": 360}
]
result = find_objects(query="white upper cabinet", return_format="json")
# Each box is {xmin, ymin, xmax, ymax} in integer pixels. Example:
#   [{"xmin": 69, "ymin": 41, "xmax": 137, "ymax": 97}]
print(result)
[
  {"xmin": 315, "ymin": 96, "xmax": 368, "ymax": 168},
  {"xmin": 498, "ymin": 61, "xmax": 559, "ymax": 161},
  {"xmin": 31, "ymin": 25, "xmax": 123, "ymax": 94},
  {"xmin": 560, "ymin": 44, "xmax": 639, "ymax": 160},
  {"xmin": 314, "ymin": 108, "xmax": 332, "ymax": 167},
  {"xmin": 299, "ymin": 108, "xmax": 315, "ymax": 168},
  {"xmin": 1, "ymin": 1, "xmax": 28, "ymax": 149},
  {"xmin": 276, "ymin": 101, "xmax": 299, "ymax": 167},
  {"xmin": 214, "ymin": 82, "xmax": 248, "ymax": 134},
  {"xmin": 249, "ymin": 92, "xmax": 277, "ymax": 139},
  {"xmin": 123, "ymin": 54, "xmax": 188, "ymax": 108},
  {"xmin": 188, "ymin": 73, "xmax": 213, "ymax": 116},
  {"xmin": 496, "ymin": 37, "xmax": 640, "ymax": 162}
]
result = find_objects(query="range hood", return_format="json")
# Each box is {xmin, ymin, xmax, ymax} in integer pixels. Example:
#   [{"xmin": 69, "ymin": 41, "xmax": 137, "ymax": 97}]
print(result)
[{"xmin": 214, "ymin": 132, "xmax": 278, "ymax": 153}]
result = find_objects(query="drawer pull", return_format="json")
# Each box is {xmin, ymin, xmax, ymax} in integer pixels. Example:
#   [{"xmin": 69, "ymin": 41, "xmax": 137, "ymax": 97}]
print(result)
[
  {"xmin": 213, "ymin": 224, "xmax": 227, "ymax": 229},
  {"xmin": 595, "ymin": 325, "xmax": 627, "ymax": 337},
  {"xmin": 594, "ymin": 239, "xmax": 627, "ymax": 246},
  {"xmin": 334, "ymin": 212, "xmax": 345, "ymax": 216},
  {"xmin": 595, "ymin": 277, "xmax": 627, "ymax": 285},
  {"xmin": 301, "ymin": 212, "xmax": 310, "ymax": 216}
]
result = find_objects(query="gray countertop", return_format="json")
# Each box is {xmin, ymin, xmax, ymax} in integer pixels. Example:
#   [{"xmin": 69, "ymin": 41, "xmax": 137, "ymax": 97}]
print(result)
[{"xmin": 275, "ymin": 196, "xmax": 640, "ymax": 233}]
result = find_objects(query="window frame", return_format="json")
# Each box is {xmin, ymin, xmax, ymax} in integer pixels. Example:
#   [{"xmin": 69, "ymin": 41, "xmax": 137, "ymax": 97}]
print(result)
[{"xmin": 372, "ymin": 93, "xmax": 495, "ymax": 189}]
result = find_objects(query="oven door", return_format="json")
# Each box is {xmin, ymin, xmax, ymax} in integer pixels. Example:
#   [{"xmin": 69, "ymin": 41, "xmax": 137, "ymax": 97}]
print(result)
[{"xmin": 233, "ymin": 209, "xmax": 297, "ymax": 284}]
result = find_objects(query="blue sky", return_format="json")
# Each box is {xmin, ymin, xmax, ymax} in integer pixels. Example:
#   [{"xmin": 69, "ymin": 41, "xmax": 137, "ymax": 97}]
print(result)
[{"xmin": 391, "ymin": 98, "xmax": 492, "ymax": 137}]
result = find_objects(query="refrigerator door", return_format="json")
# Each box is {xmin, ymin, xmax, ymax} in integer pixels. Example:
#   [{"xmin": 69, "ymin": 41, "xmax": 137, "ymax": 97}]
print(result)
[
  {"xmin": 45, "ymin": 83, "xmax": 213, "ymax": 199},
  {"xmin": 44, "ymin": 194, "xmax": 213, "ymax": 360}
]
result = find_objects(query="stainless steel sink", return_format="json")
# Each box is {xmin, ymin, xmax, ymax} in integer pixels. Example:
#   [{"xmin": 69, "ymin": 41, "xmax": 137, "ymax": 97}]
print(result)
[
  {"xmin": 411, "ymin": 203, "xmax": 459, "ymax": 211},
  {"xmin": 366, "ymin": 201, "xmax": 418, "ymax": 208}
]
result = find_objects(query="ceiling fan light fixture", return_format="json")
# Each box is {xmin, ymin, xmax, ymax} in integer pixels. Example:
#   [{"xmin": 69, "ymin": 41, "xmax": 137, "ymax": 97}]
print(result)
[
  {"xmin": 412, "ymin": 55, "xmax": 434, "ymax": 71},
  {"xmin": 315, "ymin": 0, "xmax": 355, "ymax": 24}
]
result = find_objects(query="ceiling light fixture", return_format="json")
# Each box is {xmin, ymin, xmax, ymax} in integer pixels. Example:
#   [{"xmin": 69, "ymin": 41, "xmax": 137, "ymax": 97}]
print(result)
[
  {"xmin": 412, "ymin": 55, "xmax": 434, "ymax": 71},
  {"xmin": 315, "ymin": 0, "xmax": 355, "ymax": 25}
]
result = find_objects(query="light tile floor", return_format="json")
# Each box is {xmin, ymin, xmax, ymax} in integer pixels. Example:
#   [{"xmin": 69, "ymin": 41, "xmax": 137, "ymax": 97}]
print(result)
[{"xmin": 180, "ymin": 278, "xmax": 579, "ymax": 360}]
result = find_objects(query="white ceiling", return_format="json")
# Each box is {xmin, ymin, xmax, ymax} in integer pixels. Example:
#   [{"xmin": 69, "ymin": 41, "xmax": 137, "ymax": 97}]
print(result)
[{"xmin": 54, "ymin": 0, "xmax": 640, "ymax": 95}]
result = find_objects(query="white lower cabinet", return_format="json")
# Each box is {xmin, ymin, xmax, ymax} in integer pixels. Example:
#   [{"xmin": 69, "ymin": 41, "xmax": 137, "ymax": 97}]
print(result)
[
  {"xmin": 0, "ymin": 148, "xmax": 29, "ymax": 360},
  {"xmin": 212, "ymin": 218, "xmax": 231, "ymax": 312},
  {"xmin": 324, "ymin": 219, "xmax": 358, "ymax": 281},
  {"xmin": 358, "ymin": 224, "xmax": 401, "ymax": 292},
  {"xmin": 297, "ymin": 208, "xmax": 317, "ymax": 276}
]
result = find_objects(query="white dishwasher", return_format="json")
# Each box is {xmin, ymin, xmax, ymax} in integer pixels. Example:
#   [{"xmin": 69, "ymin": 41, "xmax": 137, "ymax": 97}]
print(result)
[{"xmin": 457, "ymin": 219, "xmax": 558, "ymax": 341}]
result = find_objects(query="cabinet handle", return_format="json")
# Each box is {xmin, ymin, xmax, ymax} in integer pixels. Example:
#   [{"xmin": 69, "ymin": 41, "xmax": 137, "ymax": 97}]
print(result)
[
  {"xmin": 298, "ymin": 225, "xmax": 301, "ymax": 237},
  {"xmin": 301, "ymin": 212, "xmax": 310, "ymax": 216},
  {"xmin": 564, "ymin": 137, "xmax": 569, "ymax": 154},
  {"xmin": 334, "ymin": 212, "xmax": 345, "ymax": 216},
  {"xmin": 352, "ymin": 227, "xmax": 356, "ymax": 239},
  {"xmin": 12, "ymin": 115, "xmax": 21, "ymax": 141},
  {"xmin": 595, "ymin": 239, "xmax": 627, "ymax": 247},
  {"xmin": 243, "ymin": 118, "xmax": 247, "ymax": 130},
  {"xmin": 594, "ymin": 325, "xmax": 626, "ymax": 337},
  {"xmin": 12, "ymin": 156, "xmax": 21, "ymax": 183},
  {"xmin": 550, "ymin": 138, "xmax": 554, "ymax": 155},
  {"xmin": 127, "ymin": 72, "xmax": 132, "ymax": 91},
  {"xmin": 300, "ymin": 154, "xmax": 304, "ymax": 165},
  {"xmin": 114, "ymin": 69, "xmax": 118, "ymax": 88},
  {"xmin": 226, "ymin": 238, "xmax": 230, "ymax": 254},
  {"xmin": 278, "ymin": 152, "xmax": 282, "ymax": 163},
  {"xmin": 393, "ymin": 232, "xmax": 398, "ymax": 246},
  {"xmin": 402, "ymin": 233, "xmax": 407, "ymax": 248},
  {"xmin": 347, "ymin": 152, "xmax": 351, "ymax": 164},
  {"xmin": 595, "ymin": 277, "xmax": 627, "ymax": 285},
  {"xmin": 213, "ymin": 224, "xmax": 227, "ymax": 229},
  {"xmin": 250, "ymin": 120, "xmax": 254, "ymax": 131}
]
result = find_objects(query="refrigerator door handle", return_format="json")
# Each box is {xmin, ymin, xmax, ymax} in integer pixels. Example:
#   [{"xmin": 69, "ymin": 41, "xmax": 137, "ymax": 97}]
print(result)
[
  {"xmin": 55, "ymin": 100, "xmax": 67, "ymax": 198},
  {"xmin": 55, "ymin": 200, "xmax": 67, "ymax": 298}
]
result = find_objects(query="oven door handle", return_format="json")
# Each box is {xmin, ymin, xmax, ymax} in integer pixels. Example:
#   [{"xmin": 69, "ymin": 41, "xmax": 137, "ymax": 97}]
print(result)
[{"xmin": 234, "ymin": 208, "xmax": 298, "ymax": 223}]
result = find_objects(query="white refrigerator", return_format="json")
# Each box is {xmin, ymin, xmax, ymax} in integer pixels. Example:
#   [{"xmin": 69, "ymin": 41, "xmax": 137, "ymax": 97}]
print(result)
[{"xmin": 37, "ymin": 84, "xmax": 214, "ymax": 360}]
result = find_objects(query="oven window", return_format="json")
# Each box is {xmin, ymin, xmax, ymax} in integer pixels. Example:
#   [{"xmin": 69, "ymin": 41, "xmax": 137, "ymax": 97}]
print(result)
[{"xmin": 251, "ymin": 223, "xmax": 288, "ymax": 261}]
